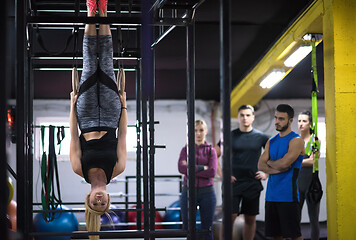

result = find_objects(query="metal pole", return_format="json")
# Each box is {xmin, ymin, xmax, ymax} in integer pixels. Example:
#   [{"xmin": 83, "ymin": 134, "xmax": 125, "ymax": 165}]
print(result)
[
  {"xmin": 136, "ymin": 59, "xmax": 142, "ymax": 230},
  {"xmin": 220, "ymin": 0, "xmax": 232, "ymax": 239},
  {"xmin": 141, "ymin": 0, "xmax": 154, "ymax": 239},
  {"xmin": 125, "ymin": 176, "xmax": 129, "ymax": 223},
  {"xmin": 26, "ymin": 24, "xmax": 34, "ymax": 240},
  {"xmin": 149, "ymin": 38, "xmax": 156, "ymax": 240},
  {"xmin": 186, "ymin": 20, "xmax": 196, "ymax": 240},
  {"xmin": 16, "ymin": 0, "xmax": 32, "ymax": 239},
  {"xmin": 142, "ymin": 79, "xmax": 149, "ymax": 240},
  {"xmin": 0, "ymin": 0, "xmax": 9, "ymax": 237}
]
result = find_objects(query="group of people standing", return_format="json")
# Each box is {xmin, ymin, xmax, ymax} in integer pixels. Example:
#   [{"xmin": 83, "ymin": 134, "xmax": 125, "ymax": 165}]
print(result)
[{"xmin": 178, "ymin": 104, "xmax": 321, "ymax": 240}]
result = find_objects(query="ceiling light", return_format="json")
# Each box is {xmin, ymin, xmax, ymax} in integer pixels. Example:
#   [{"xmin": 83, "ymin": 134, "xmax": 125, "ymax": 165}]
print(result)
[
  {"xmin": 284, "ymin": 46, "xmax": 312, "ymax": 67},
  {"xmin": 259, "ymin": 70, "xmax": 286, "ymax": 89}
]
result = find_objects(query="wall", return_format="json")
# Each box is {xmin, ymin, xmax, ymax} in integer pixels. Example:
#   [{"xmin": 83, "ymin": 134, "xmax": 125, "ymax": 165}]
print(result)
[{"xmin": 7, "ymin": 98, "xmax": 327, "ymax": 224}]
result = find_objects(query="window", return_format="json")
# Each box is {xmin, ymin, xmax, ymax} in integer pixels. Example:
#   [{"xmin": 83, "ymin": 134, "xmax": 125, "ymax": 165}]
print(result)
[{"xmin": 127, "ymin": 126, "xmax": 138, "ymax": 153}]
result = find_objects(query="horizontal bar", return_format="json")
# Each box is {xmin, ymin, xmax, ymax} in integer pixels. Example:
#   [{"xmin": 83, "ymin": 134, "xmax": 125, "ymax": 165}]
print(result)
[
  {"xmin": 33, "ymin": 26, "xmax": 138, "ymax": 30},
  {"xmin": 32, "ymin": 67, "xmax": 137, "ymax": 71},
  {"xmin": 83, "ymin": 221, "xmax": 185, "ymax": 226},
  {"xmin": 27, "ymin": 16, "xmax": 141, "ymax": 26},
  {"xmin": 110, "ymin": 193, "xmax": 180, "ymax": 197},
  {"xmin": 62, "ymin": 230, "xmax": 188, "ymax": 238},
  {"xmin": 32, "ymin": 56, "xmax": 139, "ymax": 60},
  {"xmin": 32, "ymin": 201, "xmax": 138, "ymax": 205},
  {"xmin": 126, "ymin": 175, "xmax": 182, "ymax": 179},
  {"xmin": 31, "ymin": 229, "xmax": 211, "ymax": 238},
  {"xmin": 155, "ymin": 17, "xmax": 189, "ymax": 26},
  {"xmin": 36, "ymin": 10, "xmax": 141, "ymax": 14},
  {"xmin": 33, "ymin": 207, "xmax": 158, "ymax": 213}
]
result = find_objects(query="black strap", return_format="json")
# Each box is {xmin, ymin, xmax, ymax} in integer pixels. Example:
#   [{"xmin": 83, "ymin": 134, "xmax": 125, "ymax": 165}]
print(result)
[
  {"xmin": 56, "ymin": 126, "xmax": 65, "ymax": 155},
  {"xmin": 57, "ymin": 126, "xmax": 65, "ymax": 145},
  {"xmin": 36, "ymin": 26, "xmax": 75, "ymax": 56},
  {"xmin": 49, "ymin": 126, "xmax": 62, "ymax": 205}
]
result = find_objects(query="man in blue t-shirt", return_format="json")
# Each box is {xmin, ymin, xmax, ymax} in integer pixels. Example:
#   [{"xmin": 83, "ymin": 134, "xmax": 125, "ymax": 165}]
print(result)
[
  {"xmin": 215, "ymin": 105, "xmax": 269, "ymax": 240},
  {"xmin": 258, "ymin": 104, "xmax": 305, "ymax": 240}
]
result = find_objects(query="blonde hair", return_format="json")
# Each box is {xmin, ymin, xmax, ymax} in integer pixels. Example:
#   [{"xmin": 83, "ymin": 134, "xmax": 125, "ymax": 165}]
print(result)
[
  {"xmin": 195, "ymin": 119, "xmax": 207, "ymax": 129},
  {"xmin": 85, "ymin": 194, "xmax": 111, "ymax": 240}
]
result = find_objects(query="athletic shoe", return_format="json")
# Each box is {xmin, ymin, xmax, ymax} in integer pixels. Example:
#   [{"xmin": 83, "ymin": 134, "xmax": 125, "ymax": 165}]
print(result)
[
  {"xmin": 86, "ymin": 0, "xmax": 98, "ymax": 14},
  {"xmin": 98, "ymin": 0, "xmax": 108, "ymax": 16}
]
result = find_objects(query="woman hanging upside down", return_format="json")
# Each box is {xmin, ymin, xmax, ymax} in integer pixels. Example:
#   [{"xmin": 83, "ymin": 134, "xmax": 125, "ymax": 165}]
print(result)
[{"xmin": 69, "ymin": 0, "xmax": 127, "ymax": 238}]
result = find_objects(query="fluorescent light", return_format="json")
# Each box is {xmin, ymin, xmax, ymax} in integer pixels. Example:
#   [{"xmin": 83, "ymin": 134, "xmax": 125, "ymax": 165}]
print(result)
[
  {"xmin": 259, "ymin": 70, "xmax": 285, "ymax": 89},
  {"xmin": 284, "ymin": 46, "xmax": 312, "ymax": 67}
]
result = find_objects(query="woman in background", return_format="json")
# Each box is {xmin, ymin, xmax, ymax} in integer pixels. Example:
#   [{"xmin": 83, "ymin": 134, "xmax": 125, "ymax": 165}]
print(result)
[
  {"xmin": 178, "ymin": 120, "xmax": 217, "ymax": 240},
  {"xmin": 297, "ymin": 111, "xmax": 321, "ymax": 240}
]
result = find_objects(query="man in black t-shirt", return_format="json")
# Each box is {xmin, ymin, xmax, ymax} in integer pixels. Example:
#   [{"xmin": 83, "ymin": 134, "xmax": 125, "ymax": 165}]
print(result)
[{"xmin": 215, "ymin": 105, "xmax": 269, "ymax": 240}]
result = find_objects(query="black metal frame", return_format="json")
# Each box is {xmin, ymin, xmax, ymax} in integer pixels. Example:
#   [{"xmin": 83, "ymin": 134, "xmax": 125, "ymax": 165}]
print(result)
[
  {"xmin": 220, "ymin": 0, "xmax": 232, "ymax": 239},
  {"xmin": 1, "ymin": 0, "xmax": 9, "ymax": 238},
  {"xmin": 12, "ymin": 0, "xmax": 233, "ymax": 239},
  {"xmin": 186, "ymin": 17, "xmax": 196, "ymax": 240}
]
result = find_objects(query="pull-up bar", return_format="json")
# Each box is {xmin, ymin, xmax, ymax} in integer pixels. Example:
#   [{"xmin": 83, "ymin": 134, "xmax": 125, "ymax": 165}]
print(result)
[{"xmin": 27, "ymin": 16, "xmax": 141, "ymax": 25}]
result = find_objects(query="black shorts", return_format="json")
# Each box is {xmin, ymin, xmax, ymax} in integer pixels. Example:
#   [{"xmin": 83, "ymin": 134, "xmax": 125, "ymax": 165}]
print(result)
[
  {"xmin": 232, "ymin": 194, "xmax": 260, "ymax": 216},
  {"xmin": 265, "ymin": 201, "xmax": 301, "ymax": 238}
]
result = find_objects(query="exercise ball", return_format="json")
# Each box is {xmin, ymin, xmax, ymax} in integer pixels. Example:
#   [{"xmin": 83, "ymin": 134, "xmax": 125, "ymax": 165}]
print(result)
[
  {"xmin": 7, "ymin": 200, "xmax": 17, "ymax": 231},
  {"xmin": 211, "ymin": 215, "xmax": 244, "ymax": 240},
  {"xmin": 33, "ymin": 205, "xmax": 78, "ymax": 240},
  {"xmin": 232, "ymin": 215, "xmax": 244, "ymax": 240},
  {"xmin": 127, "ymin": 205, "xmax": 163, "ymax": 230},
  {"xmin": 163, "ymin": 200, "xmax": 201, "ymax": 229},
  {"xmin": 7, "ymin": 214, "xmax": 12, "ymax": 229},
  {"xmin": 101, "ymin": 205, "xmax": 126, "ymax": 230},
  {"xmin": 7, "ymin": 177, "xmax": 14, "ymax": 204}
]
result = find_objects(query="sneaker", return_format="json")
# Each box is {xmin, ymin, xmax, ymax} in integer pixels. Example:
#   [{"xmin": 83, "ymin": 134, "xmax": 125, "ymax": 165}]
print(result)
[
  {"xmin": 86, "ymin": 0, "xmax": 98, "ymax": 14},
  {"xmin": 98, "ymin": 0, "xmax": 108, "ymax": 16}
]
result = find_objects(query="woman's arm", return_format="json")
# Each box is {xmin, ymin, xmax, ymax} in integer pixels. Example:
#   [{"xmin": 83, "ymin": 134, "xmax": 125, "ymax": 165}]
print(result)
[
  {"xmin": 113, "ymin": 92, "xmax": 127, "ymax": 178},
  {"xmin": 178, "ymin": 147, "xmax": 188, "ymax": 174},
  {"xmin": 196, "ymin": 147, "xmax": 217, "ymax": 178},
  {"xmin": 302, "ymin": 139, "xmax": 321, "ymax": 167},
  {"xmin": 69, "ymin": 92, "xmax": 83, "ymax": 177}
]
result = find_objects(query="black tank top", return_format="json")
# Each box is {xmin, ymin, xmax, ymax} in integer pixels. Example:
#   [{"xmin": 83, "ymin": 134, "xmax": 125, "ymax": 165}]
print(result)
[{"xmin": 80, "ymin": 128, "xmax": 118, "ymax": 184}]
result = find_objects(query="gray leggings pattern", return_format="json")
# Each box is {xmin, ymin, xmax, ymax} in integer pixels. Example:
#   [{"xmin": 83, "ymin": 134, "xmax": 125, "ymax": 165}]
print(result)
[{"xmin": 76, "ymin": 35, "xmax": 121, "ymax": 131}]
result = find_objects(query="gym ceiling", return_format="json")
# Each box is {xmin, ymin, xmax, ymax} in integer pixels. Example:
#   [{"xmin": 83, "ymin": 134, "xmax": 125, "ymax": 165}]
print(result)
[{"xmin": 9, "ymin": 0, "xmax": 324, "ymax": 102}]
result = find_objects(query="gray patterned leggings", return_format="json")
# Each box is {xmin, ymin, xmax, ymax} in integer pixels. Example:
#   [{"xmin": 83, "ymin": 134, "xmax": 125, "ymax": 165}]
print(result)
[{"xmin": 76, "ymin": 35, "xmax": 121, "ymax": 133}]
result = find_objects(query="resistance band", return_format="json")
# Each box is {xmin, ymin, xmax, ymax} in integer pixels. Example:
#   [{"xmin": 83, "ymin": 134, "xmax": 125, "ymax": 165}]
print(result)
[
  {"xmin": 311, "ymin": 39, "xmax": 321, "ymax": 173},
  {"xmin": 41, "ymin": 126, "xmax": 62, "ymax": 222},
  {"xmin": 306, "ymin": 38, "xmax": 323, "ymax": 204}
]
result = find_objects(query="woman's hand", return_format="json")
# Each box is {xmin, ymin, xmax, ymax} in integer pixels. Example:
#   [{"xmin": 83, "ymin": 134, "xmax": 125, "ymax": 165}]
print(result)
[
  {"xmin": 119, "ymin": 91, "xmax": 127, "ymax": 108},
  {"xmin": 70, "ymin": 91, "xmax": 78, "ymax": 107}
]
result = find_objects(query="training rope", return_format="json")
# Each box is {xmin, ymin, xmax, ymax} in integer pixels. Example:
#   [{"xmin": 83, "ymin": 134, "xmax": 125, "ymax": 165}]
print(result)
[
  {"xmin": 35, "ymin": 26, "xmax": 75, "ymax": 56},
  {"xmin": 310, "ymin": 39, "xmax": 321, "ymax": 173},
  {"xmin": 40, "ymin": 126, "xmax": 62, "ymax": 222}
]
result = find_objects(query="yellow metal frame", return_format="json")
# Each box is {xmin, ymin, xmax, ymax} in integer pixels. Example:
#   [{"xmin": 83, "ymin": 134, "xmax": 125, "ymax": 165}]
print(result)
[{"xmin": 230, "ymin": 0, "xmax": 323, "ymax": 117}]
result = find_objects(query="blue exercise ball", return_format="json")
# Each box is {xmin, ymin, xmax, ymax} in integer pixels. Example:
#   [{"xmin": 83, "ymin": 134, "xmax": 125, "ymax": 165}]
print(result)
[
  {"xmin": 164, "ymin": 200, "xmax": 201, "ymax": 229},
  {"xmin": 101, "ymin": 205, "xmax": 126, "ymax": 230},
  {"xmin": 33, "ymin": 205, "xmax": 78, "ymax": 240}
]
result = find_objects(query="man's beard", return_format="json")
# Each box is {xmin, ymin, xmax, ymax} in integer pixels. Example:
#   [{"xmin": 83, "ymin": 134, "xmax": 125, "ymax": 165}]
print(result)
[{"xmin": 276, "ymin": 121, "xmax": 289, "ymax": 132}]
